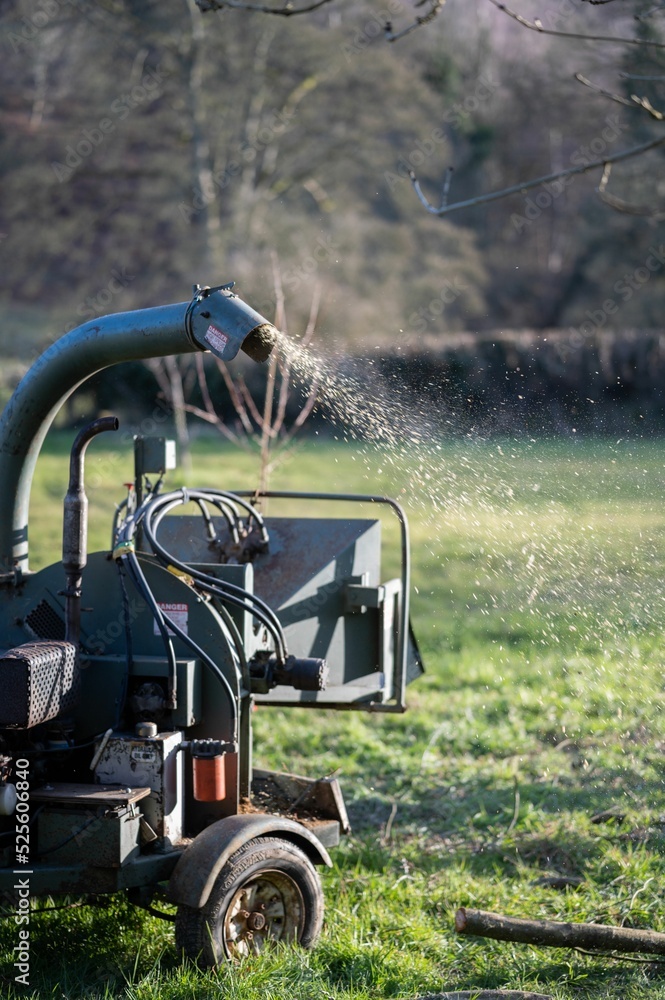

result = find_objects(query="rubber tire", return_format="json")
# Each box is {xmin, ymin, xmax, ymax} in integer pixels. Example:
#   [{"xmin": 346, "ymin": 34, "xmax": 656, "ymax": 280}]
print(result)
[{"xmin": 175, "ymin": 836, "xmax": 324, "ymax": 967}]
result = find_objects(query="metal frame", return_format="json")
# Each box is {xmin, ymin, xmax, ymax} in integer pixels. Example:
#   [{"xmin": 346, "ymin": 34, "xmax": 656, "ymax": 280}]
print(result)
[{"xmin": 233, "ymin": 490, "xmax": 411, "ymax": 713}]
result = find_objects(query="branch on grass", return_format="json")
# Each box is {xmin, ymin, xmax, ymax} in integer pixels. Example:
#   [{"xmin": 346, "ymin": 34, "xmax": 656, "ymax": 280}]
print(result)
[
  {"xmin": 385, "ymin": 0, "xmax": 445, "ymax": 43},
  {"xmin": 424, "ymin": 993, "xmax": 553, "ymax": 1000},
  {"xmin": 455, "ymin": 907, "xmax": 665, "ymax": 956},
  {"xmin": 488, "ymin": 0, "xmax": 665, "ymax": 48},
  {"xmin": 409, "ymin": 133, "xmax": 665, "ymax": 216},
  {"xmin": 197, "ymin": 0, "xmax": 335, "ymax": 15}
]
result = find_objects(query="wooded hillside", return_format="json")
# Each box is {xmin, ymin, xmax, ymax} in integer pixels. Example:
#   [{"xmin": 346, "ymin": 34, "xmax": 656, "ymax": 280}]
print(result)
[{"xmin": 1, "ymin": 0, "xmax": 664, "ymax": 419}]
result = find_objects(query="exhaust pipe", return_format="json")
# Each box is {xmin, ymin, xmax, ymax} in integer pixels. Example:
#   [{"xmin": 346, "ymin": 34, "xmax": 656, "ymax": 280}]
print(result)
[{"xmin": 63, "ymin": 416, "xmax": 119, "ymax": 644}]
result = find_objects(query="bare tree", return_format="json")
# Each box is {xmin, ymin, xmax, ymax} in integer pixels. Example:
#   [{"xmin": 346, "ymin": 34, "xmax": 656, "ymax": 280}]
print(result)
[
  {"xmin": 408, "ymin": 0, "xmax": 665, "ymax": 221},
  {"xmin": 183, "ymin": 260, "xmax": 321, "ymax": 492}
]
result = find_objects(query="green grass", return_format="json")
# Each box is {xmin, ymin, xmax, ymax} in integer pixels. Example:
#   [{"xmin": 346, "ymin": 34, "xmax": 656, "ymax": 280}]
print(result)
[{"xmin": 5, "ymin": 432, "xmax": 665, "ymax": 998}]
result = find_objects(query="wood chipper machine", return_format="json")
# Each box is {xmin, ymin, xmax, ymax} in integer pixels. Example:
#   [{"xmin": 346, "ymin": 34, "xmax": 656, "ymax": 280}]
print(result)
[{"xmin": 0, "ymin": 284, "xmax": 422, "ymax": 966}]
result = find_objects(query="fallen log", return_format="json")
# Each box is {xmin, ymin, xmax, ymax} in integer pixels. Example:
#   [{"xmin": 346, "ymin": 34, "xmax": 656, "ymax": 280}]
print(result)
[
  {"xmin": 455, "ymin": 907, "xmax": 665, "ymax": 955},
  {"xmin": 425, "ymin": 992, "xmax": 553, "ymax": 1000}
]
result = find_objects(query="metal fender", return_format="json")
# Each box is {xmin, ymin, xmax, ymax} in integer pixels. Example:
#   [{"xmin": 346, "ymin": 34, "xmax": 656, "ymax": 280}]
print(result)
[{"xmin": 166, "ymin": 813, "xmax": 332, "ymax": 909}]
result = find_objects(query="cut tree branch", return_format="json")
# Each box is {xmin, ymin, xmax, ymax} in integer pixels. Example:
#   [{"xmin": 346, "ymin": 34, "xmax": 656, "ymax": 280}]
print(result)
[
  {"xmin": 424, "ymin": 993, "xmax": 553, "ymax": 1000},
  {"xmin": 488, "ymin": 0, "xmax": 665, "ymax": 48},
  {"xmin": 409, "ymin": 133, "xmax": 665, "ymax": 216},
  {"xmin": 455, "ymin": 907, "xmax": 665, "ymax": 956}
]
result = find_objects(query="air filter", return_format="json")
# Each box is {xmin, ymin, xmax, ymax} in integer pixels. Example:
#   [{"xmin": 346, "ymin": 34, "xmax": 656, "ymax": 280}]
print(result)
[{"xmin": 0, "ymin": 640, "xmax": 79, "ymax": 728}]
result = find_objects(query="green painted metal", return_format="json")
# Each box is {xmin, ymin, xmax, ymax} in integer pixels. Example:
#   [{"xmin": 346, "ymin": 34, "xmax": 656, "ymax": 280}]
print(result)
[
  {"xmin": 0, "ymin": 302, "xmax": 192, "ymax": 581},
  {"xmin": 0, "ymin": 852, "xmax": 181, "ymax": 896},
  {"xmin": 232, "ymin": 491, "xmax": 418, "ymax": 713},
  {"xmin": 0, "ymin": 287, "xmax": 277, "ymax": 582}
]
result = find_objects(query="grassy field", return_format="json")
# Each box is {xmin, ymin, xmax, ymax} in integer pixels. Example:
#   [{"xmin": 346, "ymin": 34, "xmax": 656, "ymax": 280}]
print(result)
[{"xmin": 4, "ymin": 431, "xmax": 665, "ymax": 998}]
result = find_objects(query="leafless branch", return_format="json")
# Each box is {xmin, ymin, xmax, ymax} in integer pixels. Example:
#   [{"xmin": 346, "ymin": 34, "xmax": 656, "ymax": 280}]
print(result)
[
  {"xmin": 619, "ymin": 71, "xmax": 665, "ymax": 80},
  {"xmin": 488, "ymin": 0, "xmax": 665, "ymax": 49},
  {"xmin": 596, "ymin": 161, "xmax": 665, "ymax": 218},
  {"xmin": 301, "ymin": 283, "xmax": 321, "ymax": 349},
  {"xmin": 574, "ymin": 73, "xmax": 639, "ymax": 109},
  {"xmin": 229, "ymin": 373, "xmax": 262, "ymax": 434},
  {"xmin": 274, "ymin": 283, "xmax": 321, "ymax": 435},
  {"xmin": 409, "ymin": 133, "xmax": 665, "ymax": 216},
  {"xmin": 145, "ymin": 357, "xmax": 171, "ymax": 398},
  {"xmin": 197, "ymin": 0, "xmax": 335, "ymax": 15},
  {"xmin": 289, "ymin": 378, "xmax": 321, "ymax": 431},
  {"xmin": 385, "ymin": 0, "xmax": 445, "ymax": 43},
  {"xmin": 182, "ymin": 402, "xmax": 244, "ymax": 445},
  {"xmin": 575, "ymin": 73, "xmax": 665, "ymax": 119},
  {"xmin": 194, "ymin": 352, "xmax": 217, "ymax": 420},
  {"xmin": 215, "ymin": 358, "xmax": 255, "ymax": 436},
  {"xmin": 635, "ymin": 3, "xmax": 665, "ymax": 21},
  {"xmin": 270, "ymin": 254, "xmax": 290, "ymax": 438}
]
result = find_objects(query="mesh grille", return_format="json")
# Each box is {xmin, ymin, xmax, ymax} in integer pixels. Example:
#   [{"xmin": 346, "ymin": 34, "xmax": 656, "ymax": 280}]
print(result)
[
  {"xmin": 25, "ymin": 600, "xmax": 66, "ymax": 641},
  {"xmin": 0, "ymin": 641, "xmax": 79, "ymax": 728}
]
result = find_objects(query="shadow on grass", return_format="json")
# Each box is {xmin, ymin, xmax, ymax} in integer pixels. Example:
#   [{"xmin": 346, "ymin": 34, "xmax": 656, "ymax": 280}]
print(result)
[
  {"xmin": 345, "ymin": 753, "xmax": 665, "ymax": 882},
  {"xmin": 0, "ymin": 896, "xmax": 178, "ymax": 996}
]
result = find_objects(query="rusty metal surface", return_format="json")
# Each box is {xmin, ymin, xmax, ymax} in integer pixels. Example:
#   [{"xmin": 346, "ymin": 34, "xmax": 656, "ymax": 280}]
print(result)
[
  {"xmin": 31, "ymin": 783, "xmax": 151, "ymax": 807},
  {"xmin": 94, "ymin": 730, "xmax": 184, "ymax": 844},
  {"xmin": 251, "ymin": 768, "xmax": 350, "ymax": 834}
]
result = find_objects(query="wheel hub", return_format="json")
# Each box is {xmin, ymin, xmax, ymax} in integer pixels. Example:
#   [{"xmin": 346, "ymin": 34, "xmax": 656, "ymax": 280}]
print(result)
[
  {"xmin": 247, "ymin": 910, "xmax": 266, "ymax": 931},
  {"xmin": 223, "ymin": 870, "xmax": 304, "ymax": 958}
]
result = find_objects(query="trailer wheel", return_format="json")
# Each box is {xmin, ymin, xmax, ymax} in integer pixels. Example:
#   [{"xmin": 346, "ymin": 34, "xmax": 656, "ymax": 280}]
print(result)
[{"xmin": 175, "ymin": 836, "xmax": 324, "ymax": 965}]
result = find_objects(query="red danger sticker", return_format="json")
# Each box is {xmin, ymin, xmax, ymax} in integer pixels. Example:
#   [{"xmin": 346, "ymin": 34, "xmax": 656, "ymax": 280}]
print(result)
[
  {"xmin": 155, "ymin": 601, "xmax": 188, "ymax": 636},
  {"xmin": 204, "ymin": 324, "xmax": 229, "ymax": 354}
]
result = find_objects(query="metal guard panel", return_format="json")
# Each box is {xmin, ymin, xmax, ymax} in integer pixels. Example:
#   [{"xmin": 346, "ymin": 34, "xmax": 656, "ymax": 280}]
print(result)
[{"xmin": 166, "ymin": 813, "xmax": 332, "ymax": 909}]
